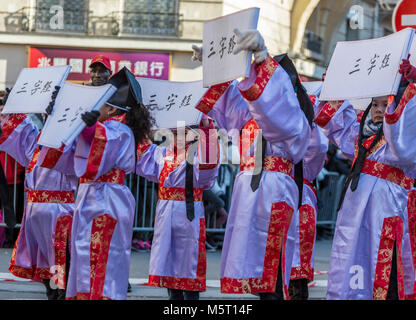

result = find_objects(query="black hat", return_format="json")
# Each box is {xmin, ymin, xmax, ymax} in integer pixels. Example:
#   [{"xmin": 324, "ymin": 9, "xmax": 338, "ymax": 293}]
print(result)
[{"xmin": 108, "ymin": 67, "xmax": 143, "ymax": 111}]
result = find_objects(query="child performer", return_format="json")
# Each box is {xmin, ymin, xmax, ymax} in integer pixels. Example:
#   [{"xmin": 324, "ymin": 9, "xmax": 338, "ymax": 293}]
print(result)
[
  {"xmin": 135, "ymin": 114, "xmax": 220, "ymax": 300},
  {"xmin": 51, "ymin": 67, "xmax": 153, "ymax": 300},
  {"xmin": 0, "ymin": 87, "xmax": 77, "ymax": 300},
  {"xmin": 286, "ymin": 124, "xmax": 328, "ymax": 300},
  {"xmin": 191, "ymin": 29, "xmax": 313, "ymax": 299},
  {"xmin": 314, "ymin": 58, "xmax": 416, "ymax": 300}
]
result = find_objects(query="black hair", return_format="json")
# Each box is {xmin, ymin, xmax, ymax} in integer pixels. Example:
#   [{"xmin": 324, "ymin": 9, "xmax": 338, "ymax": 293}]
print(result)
[{"xmin": 115, "ymin": 103, "xmax": 155, "ymax": 149}]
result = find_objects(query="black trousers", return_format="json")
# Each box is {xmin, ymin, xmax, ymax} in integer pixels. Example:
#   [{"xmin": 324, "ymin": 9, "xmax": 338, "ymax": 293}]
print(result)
[
  {"xmin": 167, "ymin": 289, "xmax": 200, "ymax": 300},
  {"xmin": 386, "ymin": 240, "xmax": 399, "ymax": 300},
  {"xmin": 42, "ymin": 235, "xmax": 71, "ymax": 300},
  {"xmin": 289, "ymin": 278, "xmax": 309, "ymax": 300}
]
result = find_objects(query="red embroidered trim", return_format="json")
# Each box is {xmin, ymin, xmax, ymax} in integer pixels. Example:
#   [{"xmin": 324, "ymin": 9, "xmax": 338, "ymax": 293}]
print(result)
[
  {"xmin": 352, "ymin": 135, "xmax": 386, "ymax": 166},
  {"xmin": 239, "ymin": 119, "xmax": 259, "ymax": 171},
  {"xmin": 9, "ymin": 228, "xmax": 52, "ymax": 280},
  {"xmin": 290, "ymin": 204, "xmax": 316, "ymax": 281},
  {"xmin": 137, "ymin": 141, "xmax": 151, "ymax": 160},
  {"xmin": 373, "ymin": 216, "xmax": 404, "ymax": 300},
  {"xmin": 195, "ymin": 81, "xmax": 232, "ymax": 114},
  {"xmin": 79, "ymin": 168, "xmax": 126, "ymax": 185},
  {"xmin": 0, "ymin": 114, "xmax": 27, "ymax": 145},
  {"xmin": 241, "ymin": 156, "xmax": 293, "ymax": 175},
  {"xmin": 221, "ymin": 202, "xmax": 294, "ymax": 298},
  {"xmin": 407, "ymin": 190, "xmax": 416, "ymax": 297},
  {"xmin": 385, "ymin": 83, "xmax": 416, "ymax": 125},
  {"xmin": 158, "ymin": 148, "xmax": 203, "ymax": 201},
  {"xmin": 303, "ymin": 179, "xmax": 317, "ymax": 198},
  {"xmin": 53, "ymin": 215, "xmax": 72, "ymax": 289},
  {"xmin": 148, "ymin": 218, "xmax": 206, "ymax": 291},
  {"xmin": 361, "ymin": 159, "xmax": 414, "ymax": 190},
  {"xmin": 89, "ymin": 214, "xmax": 117, "ymax": 300},
  {"xmin": 309, "ymin": 95, "xmax": 316, "ymax": 106},
  {"xmin": 103, "ymin": 113, "xmax": 127, "ymax": 124},
  {"xmin": 26, "ymin": 147, "xmax": 42, "ymax": 174},
  {"xmin": 239, "ymin": 55, "xmax": 279, "ymax": 101},
  {"xmin": 82, "ymin": 122, "xmax": 107, "ymax": 180},
  {"xmin": 356, "ymin": 111, "xmax": 364, "ymax": 123},
  {"xmin": 27, "ymin": 190, "xmax": 75, "ymax": 203},
  {"xmin": 315, "ymin": 101, "xmax": 344, "ymax": 128},
  {"xmin": 40, "ymin": 145, "xmax": 65, "ymax": 169},
  {"xmin": 66, "ymin": 293, "xmax": 112, "ymax": 300}
]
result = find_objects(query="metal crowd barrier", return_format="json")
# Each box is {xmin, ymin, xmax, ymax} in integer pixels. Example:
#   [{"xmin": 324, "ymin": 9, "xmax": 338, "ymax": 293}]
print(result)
[
  {"xmin": 0, "ymin": 153, "xmax": 344, "ymax": 236},
  {"xmin": 0, "ymin": 156, "xmax": 237, "ymax": 235},
  {"xmin": 316, "ymin": 172, "xmax": 346, "ymax": 233}
]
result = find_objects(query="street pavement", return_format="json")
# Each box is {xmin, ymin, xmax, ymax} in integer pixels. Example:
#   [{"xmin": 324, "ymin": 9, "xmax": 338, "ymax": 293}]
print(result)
[{"xmin": 0, "ymin": 238, "xmax": 333, "ymax": 300}]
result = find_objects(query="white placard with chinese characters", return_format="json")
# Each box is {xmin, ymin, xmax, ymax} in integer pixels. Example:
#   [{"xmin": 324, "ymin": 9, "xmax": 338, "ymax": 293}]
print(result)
[
  {"xmin": 137, "ymin": 77, "xmax": 208, "ymax": 129},
  {"xmin": 2, "ymin": 65, "xmax": 71, "ymax": 114},
  {"xmin": 38, "ymin": 82, "xmax": 116, "ymax": 148},
  {"xmin": 320, "ymin": 28, "xmax": 415, "ymax": 101},
  {"xmin": 202, "ymin": 7, "xmax": 260, "ymax": 87}
]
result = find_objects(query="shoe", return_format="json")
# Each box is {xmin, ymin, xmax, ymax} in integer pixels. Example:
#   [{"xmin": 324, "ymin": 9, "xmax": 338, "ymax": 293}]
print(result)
[
  {"xmin": 132, "ymin": 239, "xmax": 147, "ymax": 252},
  {"xmin": 143, "ymin": 241, "xmax": 151, "ymax": 252}
]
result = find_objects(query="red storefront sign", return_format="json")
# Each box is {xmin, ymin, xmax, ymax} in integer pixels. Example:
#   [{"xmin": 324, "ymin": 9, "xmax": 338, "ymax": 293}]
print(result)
[{"xmin": 28, "ymin": 47, "xmax": 170, "ymax": 82}]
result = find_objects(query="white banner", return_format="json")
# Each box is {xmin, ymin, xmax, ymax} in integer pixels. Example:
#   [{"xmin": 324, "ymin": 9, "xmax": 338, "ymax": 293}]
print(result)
[
  {"xmin": 38, "ymin": 82, "xmax": 116, "ymax": 148},
  {"xmin": 202, "ymin": 7, "xmax": 260, "ymax": 87},
  {"xmin": 320, "ymin": 28, "xmax": 415, "ymax": 101},
  {"xmin": 137, "ymin": 77, "xmax": 208, "ymax": 129},
  {"xmin": 2, "ymin": 65, "xmax": 71, "ymax": 114}
]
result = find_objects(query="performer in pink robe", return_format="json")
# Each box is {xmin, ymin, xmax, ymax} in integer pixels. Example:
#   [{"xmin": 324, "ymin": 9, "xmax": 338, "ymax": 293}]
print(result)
[
  {"xmin": 314, "ymin": 58, "xmax": 416, "ymax": 299},
  {"xmin": 286, "ymin": 125, "xmax": 328, "ymax": 299},
  {"xmin": 135, "ymin": 116, "xmax": 219, "ymax": 300},
  {"xmin": 52, "ymin": 67, "xmax": 154, "ymax": 300},
  {"xmin": 191, "ymin": 30, "xmax": 312, "ymax": 299},
  {"xmin": 0, "ymin": 112, "xmax": 77, "ymax": 300}
]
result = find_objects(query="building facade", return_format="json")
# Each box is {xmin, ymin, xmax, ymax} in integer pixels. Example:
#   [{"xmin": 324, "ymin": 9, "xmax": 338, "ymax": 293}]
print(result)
[{"xmin": 0, "ymin": 0, "xmax": 401, "ymax": 88}]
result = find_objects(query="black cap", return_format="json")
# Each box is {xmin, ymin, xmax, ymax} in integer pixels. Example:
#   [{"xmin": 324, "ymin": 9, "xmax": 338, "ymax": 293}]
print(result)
[{"xmin": 108, "ymin": 67, "xmax": 143, "ymax": 109}]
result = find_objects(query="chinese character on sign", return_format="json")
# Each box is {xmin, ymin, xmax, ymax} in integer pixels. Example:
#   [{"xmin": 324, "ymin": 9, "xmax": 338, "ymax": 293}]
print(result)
[
  {"xmin": 379, "ymin": 53, "xmax": 391, "ymax": 70},
  {"xmin": 85, "ymin": 59, "xmax": 92, "ymax": 73},
  {"xmin": 70, "ymin": 107, "xmax": 84, "ymax": 126},
  {"xmin": 16, "ymin": 82, "xmax": 28, "ymax": 94},
  {"xmin": 150, "ymin": 62, "xmax": 164, "ymax": 77},
  {"xmin": 219, "ymin": 37, "xmax": 227, "ymax": 59},
  {"xmin": 166, "ymin": 93, "xmax": 178, "ymax": 111},
  {"xmin": 31, "ymin": 80, "xmax": 43, "ymax": 95},
  {"xmin": 146, "ymin": 94, "xmax": 159, "ymax": 111},
  {"xmin": 118, "ymin": 60, "xmax": 132, "ymax": 72},
  {"xmin": 41, "ymin": 81, "xmax": 53, "ymax": 93},
  {"xmin": 53, "ymin": 57, "xmax": 68, "ymax": 66},
  {"xmin": 349, "ymin": 58, "xmax": 361, "ymax": 75},
  {"xmin": 207, "ymin": 41, "xmax": 216, "ymax": 58},
  {"xmin": 134, "ymin": 61, "xmax": 148, "ymax": 76},
  {"xmin": 69, "ymin": 58, "xmax": 83, "ymax": 73},
  {"xmin": 57, "ymin": 108, "xmax": 71, "ymax": 123},
  {"xmin": 367, "ymin": 54, "xmax": 380, "ymax": 75},
  {"xmin": 228, "ymin": 35, "xmax": 236, "ymax": 54},
  {"xmin": 37, "ymin": 57, "xmax": 52, "ymax": 68},
  {"xmin": 180, "ymin": 94, "xmax": 192, "ymax": 108}
]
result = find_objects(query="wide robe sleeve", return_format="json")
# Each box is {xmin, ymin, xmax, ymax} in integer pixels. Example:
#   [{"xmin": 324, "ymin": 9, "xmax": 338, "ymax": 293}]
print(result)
[
  {"xmin": 314, "ymin": 99, "xmax": 359, "ymax": 162},
  {"xmin": 0, "ymin": 114, "xmax": 38, "ymax": 167},
  {"xmin": 74, "ymin": 119, "xmax": 135, "ymax": 180}
]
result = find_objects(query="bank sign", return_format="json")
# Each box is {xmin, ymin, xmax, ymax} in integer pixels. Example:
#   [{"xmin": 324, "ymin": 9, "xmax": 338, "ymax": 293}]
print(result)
[{"xmin": 28, "ymin": 47, "xmax": 170, "ymax": 82}]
